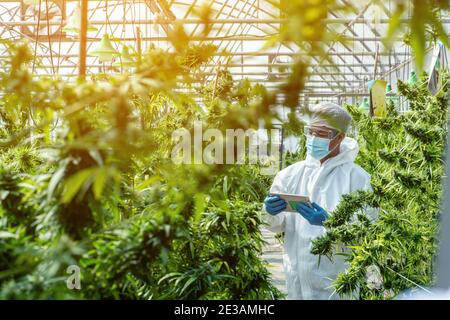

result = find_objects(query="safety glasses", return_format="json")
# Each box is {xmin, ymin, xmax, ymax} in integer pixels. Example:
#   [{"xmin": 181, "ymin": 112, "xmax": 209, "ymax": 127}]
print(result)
[{"xmin": 304, "ymin": 126, "xmax": 339, "ymax": 139}]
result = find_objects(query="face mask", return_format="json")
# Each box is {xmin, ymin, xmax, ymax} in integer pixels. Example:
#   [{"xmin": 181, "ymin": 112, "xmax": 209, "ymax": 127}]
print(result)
[{"xmin": 306, "ymin": 135, "xmax": 332, "ymax": 160}]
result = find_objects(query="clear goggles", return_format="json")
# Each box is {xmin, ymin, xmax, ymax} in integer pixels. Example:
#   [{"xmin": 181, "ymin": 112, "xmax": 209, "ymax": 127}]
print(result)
[{"xmin": 304, "ymin": 126, "xmax": 339, "ymax": 139}]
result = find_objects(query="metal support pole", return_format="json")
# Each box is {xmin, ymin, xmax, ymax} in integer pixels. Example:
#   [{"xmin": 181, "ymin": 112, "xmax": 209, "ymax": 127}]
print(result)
[
  {"xmin": 79, "ymin": 0, "xmax": 88, "ymax": 79},
  {"xmin": 136, "ymin": 27, "xmax": 142, "ymax": 68},
  {"xmin": 436, "ymin": 117, "xmax": 450, "ymax": 289}
]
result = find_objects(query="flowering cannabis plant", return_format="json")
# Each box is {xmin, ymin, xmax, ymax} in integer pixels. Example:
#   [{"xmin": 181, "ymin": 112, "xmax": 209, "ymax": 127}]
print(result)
[{"xmin": 311, "ymin": 72, "xmax": 450, "ymax": 299}]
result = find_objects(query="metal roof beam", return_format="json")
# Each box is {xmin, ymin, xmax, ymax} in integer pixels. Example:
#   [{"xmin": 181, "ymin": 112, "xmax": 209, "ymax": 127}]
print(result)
[
  {"xmin": 0, "ymin": 18, "xmax": 442, "ymax": 25},
  {"xmin": 143, "ymin": 0, "xmax": 175, "ymax": 34},
  {"xmin": 25, "ymin": 63, "xmax": 394, "ymax": 68},
  {"xmin": 328, "ymin": 11, "xmax": 372, "ymax": 74},
  {"xmin": 0, "ymin": 52, "xmax": 410, "ymax": 59}
]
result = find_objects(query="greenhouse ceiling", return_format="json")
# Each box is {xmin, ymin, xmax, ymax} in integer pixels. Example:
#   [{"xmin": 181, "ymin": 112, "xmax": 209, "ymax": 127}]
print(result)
[{"xmin": 0, "ymin": 0, "xmax": 449, "ymax": 102}]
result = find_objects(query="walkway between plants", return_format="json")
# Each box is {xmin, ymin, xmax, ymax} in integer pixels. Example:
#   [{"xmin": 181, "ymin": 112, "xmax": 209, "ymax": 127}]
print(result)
[{"xmin": 261, "ymin": 227, "xmax": 287, "ymax": 297}]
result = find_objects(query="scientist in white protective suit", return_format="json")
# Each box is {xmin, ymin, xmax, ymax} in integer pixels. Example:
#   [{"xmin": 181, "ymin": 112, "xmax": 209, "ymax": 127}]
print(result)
[{"xmin": 263, "ymin": 102, "xmax": 372, "ymax": 300}]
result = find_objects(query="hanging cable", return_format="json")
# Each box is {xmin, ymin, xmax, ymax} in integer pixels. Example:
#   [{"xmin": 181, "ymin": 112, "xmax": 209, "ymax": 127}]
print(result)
[
  {"xmin": 32, "ymin": 0, "xmax": 43, "ymax": 75},
  {"xmin": 44, "ymin": 0, "xmax": 55, "ymax": 75},
  {"xmin": 351, "ymin": 22, "xmax": 356, "ymax": 105},
  {"xmin": 105, "ymin": 0, "xmax": 115, "ymax": 71},
  {"xmin": 131, "ymin": 0, "xmax": 137, "ymax": 48},
  {"xmin": 361, "ymin": 12, "xmax": 365, "ymax": 95},
  {"xmin": 55, "ymin": 0, "xmax": 66, "ymax": 75}
]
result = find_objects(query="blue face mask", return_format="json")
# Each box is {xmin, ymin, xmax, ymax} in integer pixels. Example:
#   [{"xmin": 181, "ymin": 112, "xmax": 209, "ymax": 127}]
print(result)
[{"xmin": 306, "ymin": 135, "xmax": 331, "ymax": 160}]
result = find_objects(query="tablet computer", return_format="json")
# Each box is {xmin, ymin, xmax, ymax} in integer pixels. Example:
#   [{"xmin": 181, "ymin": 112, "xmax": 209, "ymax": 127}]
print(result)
[{"xmin": 271, "ymin": 193, "xmax": 312, "ymax": 212}]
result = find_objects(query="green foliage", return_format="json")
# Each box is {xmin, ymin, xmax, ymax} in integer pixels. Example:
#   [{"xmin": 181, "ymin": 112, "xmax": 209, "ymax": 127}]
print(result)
[
  {"xmin": 384, "ymin": 0, "xmax": 450, "ymax": 72},
  {"xmin": 0, "ymin": 37, "xmax": 283, "ymax": 299},
  {"xmin": 312, "ymin": 72, "xmax": 450, "ymax": 299},
  {"xmin": 1, "ymin": 1, "xmax": 448, "ymax": 300},
  {"xmin": 268, "ymin": 0, "xmax": 349, "ymax": 108}
]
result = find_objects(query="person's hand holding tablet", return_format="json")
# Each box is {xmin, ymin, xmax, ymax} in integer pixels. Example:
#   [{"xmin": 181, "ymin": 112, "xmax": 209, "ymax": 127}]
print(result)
[{"xmin": 264, "ymin": 195, "xmax": 287, "ymax": 215}]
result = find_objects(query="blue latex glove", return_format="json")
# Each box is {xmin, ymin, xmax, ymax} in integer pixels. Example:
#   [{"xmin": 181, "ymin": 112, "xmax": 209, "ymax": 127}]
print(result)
[
  {"xmin": 296, "ymin": 202, "xmax": 329, "ymax": 226},
  {"xmin": 264, "ymin": 195, "xmax": 287, "ymax": 216}
]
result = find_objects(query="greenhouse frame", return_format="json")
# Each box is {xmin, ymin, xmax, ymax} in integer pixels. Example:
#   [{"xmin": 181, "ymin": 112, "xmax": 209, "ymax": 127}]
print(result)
[{"xmin": 1, "ymin": 1, "xmax": 446, "ymax": 102}]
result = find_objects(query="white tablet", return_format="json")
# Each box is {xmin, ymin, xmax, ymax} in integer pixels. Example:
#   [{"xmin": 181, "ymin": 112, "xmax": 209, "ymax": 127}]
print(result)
[{"xmin": 271, "ymin": 193, "xmax": 312, "ymax": 212}]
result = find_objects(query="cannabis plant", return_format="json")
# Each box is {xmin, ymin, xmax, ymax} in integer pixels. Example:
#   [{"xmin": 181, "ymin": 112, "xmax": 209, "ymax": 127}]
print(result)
[{"xmin": 312, "ymin": 72, "xmax": 450, "ymax": 299}]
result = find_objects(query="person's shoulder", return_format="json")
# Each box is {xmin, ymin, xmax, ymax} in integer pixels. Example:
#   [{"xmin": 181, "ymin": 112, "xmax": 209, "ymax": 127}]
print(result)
[{"xmin": 347, "ymin": 163, "xmax": 371, "ymax": 181}]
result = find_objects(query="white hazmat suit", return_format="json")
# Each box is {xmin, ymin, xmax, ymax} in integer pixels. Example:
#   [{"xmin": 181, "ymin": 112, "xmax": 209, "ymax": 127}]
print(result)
[{"xmin": 264, "ymin": 137, "xmax": 371, "ymax": 300}]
